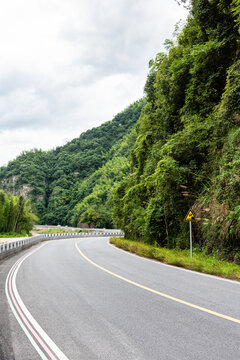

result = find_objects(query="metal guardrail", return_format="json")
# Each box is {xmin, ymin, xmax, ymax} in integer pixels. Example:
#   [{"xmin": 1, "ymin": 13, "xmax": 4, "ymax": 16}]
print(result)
[
  {"xmin": 35, "ymin": 225, "xmax": 122, "ymax": 232},
  {"xmin": 0, "ymin": 235, "xmax": 45, "ymax": 261},
  {"xmin": 0, "ymin": 231, "xmax": 124, "ymax": 261},
  {"xmin": 43, "ymin": 231, "xmax": 124, "ymax": 239}
]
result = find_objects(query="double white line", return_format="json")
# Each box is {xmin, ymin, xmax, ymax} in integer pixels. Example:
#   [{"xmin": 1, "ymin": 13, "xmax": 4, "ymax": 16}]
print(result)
[{"xmin": 5, "ymin": 244, "xmax": 70, "ymax": 360}]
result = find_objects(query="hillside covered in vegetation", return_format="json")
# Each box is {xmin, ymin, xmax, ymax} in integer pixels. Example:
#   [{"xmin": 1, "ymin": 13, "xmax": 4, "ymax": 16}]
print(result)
[
  {"xmin": 113, "ymin": 0, "xmax": 240, "ymax": 260},
  {"xmin": 0, "ymin": 100, "xmax": 145, "ymax": 225},
  {"xmin": 0, "ymin": 0, "xmax": 240, "ymax": 260}
]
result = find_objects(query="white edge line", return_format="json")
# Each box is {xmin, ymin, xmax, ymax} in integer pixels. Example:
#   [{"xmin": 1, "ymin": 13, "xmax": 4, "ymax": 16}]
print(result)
[
  {"xmin": 5, "ymin": 251, "xmax": 48, "ymax": 360},
  {"xmin": 107, "ymin": 239, "xmax": 240, "ymax": 286},
  {"xmin": 6, "ymin": 243, "xmax": 70, "ymax": 360}
]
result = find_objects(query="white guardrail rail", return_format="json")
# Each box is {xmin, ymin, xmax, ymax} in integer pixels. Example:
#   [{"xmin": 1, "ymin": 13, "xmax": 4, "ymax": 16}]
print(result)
[{"xmin": 0, "ymin": 231, "xmax": 124, "ymax": 261}]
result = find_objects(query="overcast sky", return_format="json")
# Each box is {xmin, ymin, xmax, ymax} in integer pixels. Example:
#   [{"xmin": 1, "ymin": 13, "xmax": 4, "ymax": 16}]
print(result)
[{"xmin": 0, "ymin": 0, "xmax": 188, "ymax": 166}]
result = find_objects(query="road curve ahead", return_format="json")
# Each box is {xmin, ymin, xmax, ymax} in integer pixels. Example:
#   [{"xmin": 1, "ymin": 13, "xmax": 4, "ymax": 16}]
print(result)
[{"xmin": 1, "ymin": 237, "xmax": 240, "ymax": 360}]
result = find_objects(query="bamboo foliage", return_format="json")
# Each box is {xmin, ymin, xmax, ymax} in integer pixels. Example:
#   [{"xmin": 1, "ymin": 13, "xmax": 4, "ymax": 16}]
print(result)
[{"xmin": 0, "ymin": 190, "xmax": 37, "ymax": 234}]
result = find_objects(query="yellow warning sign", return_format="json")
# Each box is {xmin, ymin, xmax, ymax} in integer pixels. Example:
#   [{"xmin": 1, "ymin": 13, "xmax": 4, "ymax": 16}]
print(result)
[{"xmin": 184, "ymin": 209, "xmax": 195, "ymax": 222}]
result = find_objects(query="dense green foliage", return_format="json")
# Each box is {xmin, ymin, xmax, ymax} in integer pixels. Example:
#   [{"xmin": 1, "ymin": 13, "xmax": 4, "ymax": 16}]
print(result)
[
  {"xmin": 0, "ymin": 100, "xmax": 145, "ymax": 225},
  {"xmin": 70, "ymin": 130, "xmax": 137, "ymax": 228},
  {"xmin": 232, "ymin": 0, "xmax": 240, "ymax": 30},
  {"xmin": 113, "ymin": 0, "xmax": 240, "ymax": 260},
  {"xmin": 0, "ymin": 190, "xmax": 37, "ymax": 234}
]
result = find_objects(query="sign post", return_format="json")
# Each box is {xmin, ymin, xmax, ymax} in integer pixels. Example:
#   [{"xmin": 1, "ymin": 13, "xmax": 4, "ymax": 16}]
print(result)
[
  {"xmin": 184, "ymin": 209, "xmax": 195, "ymax": 258},
  {"xmin": 189, "ymin": 220, "xmax": 192, "ymax": 258}
]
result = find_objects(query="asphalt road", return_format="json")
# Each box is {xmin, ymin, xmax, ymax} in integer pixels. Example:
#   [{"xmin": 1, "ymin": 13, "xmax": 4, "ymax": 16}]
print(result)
[{"xmin": 0, "ymin": 237, "xmax": 240, "ymax": 360}]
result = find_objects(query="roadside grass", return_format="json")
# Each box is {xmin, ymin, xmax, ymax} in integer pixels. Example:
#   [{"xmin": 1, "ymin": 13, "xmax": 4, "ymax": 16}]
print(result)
[
  {"xmin": 110, "ymin": 237, "xmax": 240, "ymax": 281},
  {"xmin": 35, "ymin": 229, "xmax": 86, "ymax": 234},
  {"xmin": 0, "ymin": 231, "xmax": 28, "ymax": 238}
]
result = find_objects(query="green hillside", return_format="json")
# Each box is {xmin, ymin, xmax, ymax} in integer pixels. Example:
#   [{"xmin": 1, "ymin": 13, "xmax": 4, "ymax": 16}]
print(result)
[
  {"xmin": 69, "ymin": 130, "xmax": 137, "ymax": 228},
  {"xmin": 113, "ymin": 0, "xmax": 240, "ymax": 260},
  {"xmin": 0, "ymin": 100, "xmax": 145, "ymax": 225}
]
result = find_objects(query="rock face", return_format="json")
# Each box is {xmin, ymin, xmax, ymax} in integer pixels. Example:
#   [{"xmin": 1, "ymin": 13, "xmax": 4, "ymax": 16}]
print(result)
[
  {"xmin": 0, "ymin": 175, "xmax": 19, "ymax": 193},
  {"xmin": 17, "ymin": 184, "xmax": 33, "ymax": 198},
  {"xmin": 0, "ymin": 176, "xmax": 33, "ymax": 199}
]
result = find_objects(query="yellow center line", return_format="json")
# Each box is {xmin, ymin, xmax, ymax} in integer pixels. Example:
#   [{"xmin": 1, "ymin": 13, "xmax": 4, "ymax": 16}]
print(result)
[{"xmin": 75, "ymin": 241, "xmax": 240, "ymax": 325}]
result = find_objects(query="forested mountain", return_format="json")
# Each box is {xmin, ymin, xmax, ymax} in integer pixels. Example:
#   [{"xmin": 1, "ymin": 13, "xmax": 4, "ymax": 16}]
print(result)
[
  {"xmin": 0, "ymin": 100, "xmax": 145, "ymax": 225},
  {"xmin": 113, "ymin": 0, "xmax": 240, "ymax": 259},
  {"xmin": 0, "ymin": 0, "xmax": 239, "ymax": 259},
  {"xmin": 70, "ymin": 130, "xmax": 137, "ymax": 228}
]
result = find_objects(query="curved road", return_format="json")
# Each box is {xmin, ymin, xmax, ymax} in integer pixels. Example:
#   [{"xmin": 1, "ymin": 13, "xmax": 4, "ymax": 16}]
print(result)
[{"xmin": 0, "ymin": 237, "xmax": 240, "ymax": 359}]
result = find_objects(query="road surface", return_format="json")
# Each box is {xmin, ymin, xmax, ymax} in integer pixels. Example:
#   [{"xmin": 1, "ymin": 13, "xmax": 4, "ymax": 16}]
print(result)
[{"xmin": 0, "ymin": 237, "xmax": 240, "ymax": 359}]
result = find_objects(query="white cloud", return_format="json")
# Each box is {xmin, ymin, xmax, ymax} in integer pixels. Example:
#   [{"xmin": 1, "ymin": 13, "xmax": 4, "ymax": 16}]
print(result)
[{"xmin": 0, "ymin": 0, "xmax": 188, "ymax": 166}]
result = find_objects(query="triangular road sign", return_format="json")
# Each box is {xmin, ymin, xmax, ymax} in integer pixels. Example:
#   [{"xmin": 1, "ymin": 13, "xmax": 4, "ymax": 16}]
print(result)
[{"xmin": 184, "ymin": 209, "xmax": 195, "ymax": 222}]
